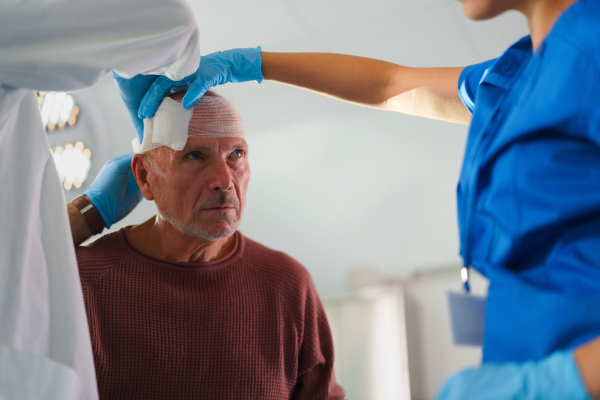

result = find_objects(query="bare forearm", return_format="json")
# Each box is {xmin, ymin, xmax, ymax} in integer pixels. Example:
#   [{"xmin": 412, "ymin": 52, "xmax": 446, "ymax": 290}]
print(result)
[
  {"xmin": 574, "ymin": 336, "xmax": 600, "ymax": 399},
  {"xmin": 261, "ymin": 52, "xmax": 400, "ymax": 108},
  {"xmin": 260, "ymin": 52, "xmax": 470, "ymax": 124},
  {"xmin": 67, "ymin": 200, "xmax": 93, "ymax": 247}
]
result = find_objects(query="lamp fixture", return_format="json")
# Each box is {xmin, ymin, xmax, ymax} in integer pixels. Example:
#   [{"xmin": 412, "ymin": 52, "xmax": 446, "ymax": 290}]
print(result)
[
  {"xmin": 38, "ymin": 91, "xmax": 80, "ymax": 132},
  {"xmin": 51, "ymin": 141, "xmax": 92, "ymax": 190}
]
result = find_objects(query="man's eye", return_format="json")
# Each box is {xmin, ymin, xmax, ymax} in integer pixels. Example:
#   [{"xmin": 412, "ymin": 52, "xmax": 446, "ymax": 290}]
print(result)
[
  {"xmin": 187, "ymin": 152, "xmax": 201, "ymax": 160},
  {"xmin": 231, "ymin": 149, "xmax": 243, "ymax": 158}
]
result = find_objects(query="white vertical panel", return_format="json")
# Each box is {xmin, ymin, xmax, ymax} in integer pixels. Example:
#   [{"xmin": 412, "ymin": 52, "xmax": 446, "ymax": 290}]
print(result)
[
  {"xmin": 402, "ymin": 266, "xmax": 488, "ymax": 400},
  {"xmin": 323, "ymin": 286, "xmax": 411, "ymax": 400}
]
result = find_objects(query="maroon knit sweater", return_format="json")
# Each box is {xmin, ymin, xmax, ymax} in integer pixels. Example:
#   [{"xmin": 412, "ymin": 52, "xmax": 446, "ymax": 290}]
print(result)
[{"xmin": 76, "ymin": 228, "xmax": 345, "ymax": 400}]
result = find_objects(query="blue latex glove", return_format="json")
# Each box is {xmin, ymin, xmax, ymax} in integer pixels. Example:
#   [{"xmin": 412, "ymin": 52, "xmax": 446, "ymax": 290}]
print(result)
[
  {"xmin": 139, "ymin": 47, "xmax": 263, "ymax": 118},
  {"xmin": 112, "ymin": 72, "xmax": 159, "ymax": 143},
  {"xmin": 436, "ymin": 350, "xmax": 591, "ymax": 400},
  {"xmin": 84, "ymin": 153, "xmax": 143, "ymax": 229}
]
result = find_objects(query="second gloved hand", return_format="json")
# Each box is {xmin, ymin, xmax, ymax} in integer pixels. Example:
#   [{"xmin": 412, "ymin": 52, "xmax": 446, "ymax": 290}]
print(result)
[
  {"xmin": 435, "ymin": 350, "xmax": 591, "ymax": 400},
  {"xmin": 84, "ymin": 153, "xmax": 143, "ymax": 229},
  {"xmin": 112, "ymin": 72, "xmax": 160, "ymax": 143},
  {"xmin": 139, "ymin": 47, "xmax": 263, "ymax": 119}
]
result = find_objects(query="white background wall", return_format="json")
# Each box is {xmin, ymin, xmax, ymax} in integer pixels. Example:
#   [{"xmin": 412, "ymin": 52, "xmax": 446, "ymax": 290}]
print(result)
[{"xmin": 97, "ymin": 2, "xmax": 528, "ymax": 294}]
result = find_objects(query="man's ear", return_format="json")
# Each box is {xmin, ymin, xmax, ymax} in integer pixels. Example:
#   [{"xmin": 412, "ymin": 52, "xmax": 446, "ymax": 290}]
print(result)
[{"xmin": 132, "ymin": 153, "xmax": 155, "ymax": 201}]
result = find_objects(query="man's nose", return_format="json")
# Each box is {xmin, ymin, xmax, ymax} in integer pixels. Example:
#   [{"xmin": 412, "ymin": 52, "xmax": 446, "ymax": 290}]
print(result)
[{"xmin": 208, "ymin": 158, "xmax": 234, "ymax": 192}]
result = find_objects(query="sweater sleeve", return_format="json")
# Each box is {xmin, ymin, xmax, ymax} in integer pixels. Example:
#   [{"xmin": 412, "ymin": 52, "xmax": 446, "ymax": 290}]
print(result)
[{"xmin": 291, "ymin": 277, "xmax": 345, "ymax": 400}]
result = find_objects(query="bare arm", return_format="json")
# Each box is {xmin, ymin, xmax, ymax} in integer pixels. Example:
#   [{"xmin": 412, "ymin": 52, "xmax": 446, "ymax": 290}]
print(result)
[
  {"xmin": 67, "ymin": 199, "xmax": 93, "ymax": 247},
  {"xmin": 574, "ymin": 336, "xmax": 600, "ymax": 399},
  {"xmin": 261, "ymin": 52, "xmax": 471, "ymax": 125}
]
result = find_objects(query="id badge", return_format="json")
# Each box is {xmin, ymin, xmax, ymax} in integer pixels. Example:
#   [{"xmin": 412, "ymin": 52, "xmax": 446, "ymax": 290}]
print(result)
[{"xmin": 447, "ymin": 292, "xmax": 486, "ymax": 346}]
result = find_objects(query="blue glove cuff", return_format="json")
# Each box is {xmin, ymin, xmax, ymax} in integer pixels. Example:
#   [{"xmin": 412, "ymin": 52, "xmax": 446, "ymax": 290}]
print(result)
[
  {"xmin": 240, "ymin": 46, "xmax": 263, "ymax": 84},
  {"xmin": 84, "ymin": 187, "xmax": 114, "ymax": 229},
  {"xmin": 83, "ymin": 153, "xmax": 142, "ymax": 229},
  {"xmin": 435, "ymin": 350, "xmax": 592, "ymax": 400},
  {"xmin": 220, "ymin": 46, "xmax": 264, "ymax": 84},
  {"xmin": 540, "ymin": 351, "xmax": 591, "ymax": 400}
]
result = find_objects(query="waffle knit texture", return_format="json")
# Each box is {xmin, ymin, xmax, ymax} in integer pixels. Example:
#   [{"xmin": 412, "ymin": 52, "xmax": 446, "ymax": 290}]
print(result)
[{"xmin": 76, "ymin": 228, "xmax": 345, "ymax": 400}]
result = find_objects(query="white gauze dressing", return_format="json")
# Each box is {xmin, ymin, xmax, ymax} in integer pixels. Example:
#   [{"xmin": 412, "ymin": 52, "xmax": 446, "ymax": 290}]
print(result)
[{"xmin": 132, "ymin": 91, "xmax": 245, "ymax": 153}]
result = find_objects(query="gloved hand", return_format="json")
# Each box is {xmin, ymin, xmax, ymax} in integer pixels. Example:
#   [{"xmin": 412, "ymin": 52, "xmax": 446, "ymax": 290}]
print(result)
[
  {"xmin": 112, "ymin": 72, "xmax": 159, "ymax": 143},
  {"xmin": 84, "ymin": 153, "xmax": 143, "ymax": 229},
  {"xmin": 435, "ymin": 350, "xmax": 591, "ymax": 400},
  {"xmin": 139, "ymin": 47, "xmax": 263, "ymax": 118}
]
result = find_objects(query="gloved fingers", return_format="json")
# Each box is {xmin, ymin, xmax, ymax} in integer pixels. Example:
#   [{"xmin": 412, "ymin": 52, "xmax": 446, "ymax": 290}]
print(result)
[
  {"xmin": 112, "ymin": 72, "xmax": 159, "ymax": 143},
  {"xmin": 91, "ymin": 154, "xmax": 134, "ymax": 188},
  {"xmin": 106, "ymin": 153, "xmax": 135, "ymax": 174},
  {"xmin": 84, "ymin": 153, "xmax": 140, "ymax": 228},
  {"xmin": 118, "ymin": 104, "xmax": 144, "ymax": 143},
  {"xmin": 181, "ymin": 68, "xmax": 221, "ymax": 108},
  {"xmin": 112, "ymin": 72, "xmax": 156, "ymax": 88},
  {"xmin": 111, "ymin": 70, "xmax": 132, "ymax": 85},
  {"xmin": 126, "ymin": 171, "xmax": 143, "ymax": 203},
  {"xmin": 138, "ymin": 76, "xmax": 173, "ymax": 119},
  {"xmin": 134, "ymin": 120, "xmax": 144, "ymax": 144},
  {"xmin": 114, "ymin": 172, "xmax": 143, "ymax": 223},
  {"xmin": 112, "ymin": 72, "xmax": 158, "ymax": 101},
  {"xmin": 181, "ymin": 82, "xmax": 210, "ymax": 108},
  {"xmin": 139, "ymin": 75, "xmax": 193, "ymax": 119}
]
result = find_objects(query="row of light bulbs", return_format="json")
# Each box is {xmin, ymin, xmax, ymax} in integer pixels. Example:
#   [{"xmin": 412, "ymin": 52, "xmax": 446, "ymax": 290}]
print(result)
[
  {"xmin": 38, "ymin": 91, "xmax": 80, "ymax": 132},
  {"xmin": 51, "ymin": 141, "xmax": 93, "ymax": 191},
  {"xmin": 39, "ymin": 91, "xmax": 92, "ymax": 191}
]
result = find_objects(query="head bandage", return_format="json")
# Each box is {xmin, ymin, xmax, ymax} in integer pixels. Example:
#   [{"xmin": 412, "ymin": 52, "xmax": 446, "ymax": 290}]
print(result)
[{"xmin": 133, "ymin": 91, "xmax": 245, "ymax": 153}]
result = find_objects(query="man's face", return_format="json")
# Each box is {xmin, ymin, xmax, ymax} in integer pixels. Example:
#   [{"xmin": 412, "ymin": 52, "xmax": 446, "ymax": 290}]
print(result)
[
  {"xmin": 145, "ymin": 136, "xmax": 250, "ymax": 241},
  {"xmin": 457, "ymin": 0, "xmax": 525, "ymax": 20}
]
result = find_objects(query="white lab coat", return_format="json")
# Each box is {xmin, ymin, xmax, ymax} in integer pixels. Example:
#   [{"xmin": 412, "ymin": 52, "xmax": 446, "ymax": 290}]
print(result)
[{"xmin": 0, "ymin": 1, "xmax": 199, "ymax": 398}]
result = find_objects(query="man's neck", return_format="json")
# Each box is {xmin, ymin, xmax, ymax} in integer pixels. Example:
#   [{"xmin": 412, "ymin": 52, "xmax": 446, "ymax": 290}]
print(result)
[
  {"xmin": 520, "ymin": 0, "xmax": 578, "ymax": 51},
  {"xmin": 127, "ymin": 216, "xmax": 237, "ymax": 263}
]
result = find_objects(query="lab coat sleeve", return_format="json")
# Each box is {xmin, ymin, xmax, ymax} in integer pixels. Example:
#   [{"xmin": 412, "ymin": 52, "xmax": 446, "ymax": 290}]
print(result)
[
  {"xmin": 0, "ymin": 0, "xmax": 200, "ymax": 92},
  {"xmin": 0, "ymin": 87, "xmax": 99, "ymax": 399}
]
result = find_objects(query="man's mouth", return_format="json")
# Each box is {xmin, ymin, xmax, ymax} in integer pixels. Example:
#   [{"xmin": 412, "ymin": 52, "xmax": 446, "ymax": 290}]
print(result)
[
  {"xmin": 205, "ymin": 205, "xmax": 234, "ymax": 211},
  {"xmin": 197, "ymin": 192, "xmax": 240, "ymax": 213}
]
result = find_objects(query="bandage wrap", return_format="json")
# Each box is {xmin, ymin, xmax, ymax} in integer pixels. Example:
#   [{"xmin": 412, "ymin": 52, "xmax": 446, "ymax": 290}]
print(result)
[{"xmin": 134, "ymin": 91, "xmax": 244, "ymax": 153}]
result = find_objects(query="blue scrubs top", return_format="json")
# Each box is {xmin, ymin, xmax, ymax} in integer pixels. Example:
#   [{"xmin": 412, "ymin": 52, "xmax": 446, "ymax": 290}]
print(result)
[{"xmin": 457, "ymin": 0, "xmax": 600, "ymax": 363}]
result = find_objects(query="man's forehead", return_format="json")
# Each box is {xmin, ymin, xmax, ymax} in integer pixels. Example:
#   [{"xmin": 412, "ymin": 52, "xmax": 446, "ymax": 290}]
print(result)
[
  {"xmin": 138, "ymin": 91, "xmax": 245, "ymax": 155},
  {"xmin": 180, "ymin": 136, "xmax": 248, "ymax": 152}
]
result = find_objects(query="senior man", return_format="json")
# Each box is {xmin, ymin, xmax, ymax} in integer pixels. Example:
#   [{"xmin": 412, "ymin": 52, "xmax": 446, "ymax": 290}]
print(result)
[{"xmin": 68, "ymin": 91, "xmax": 345, "ymax": 400}]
